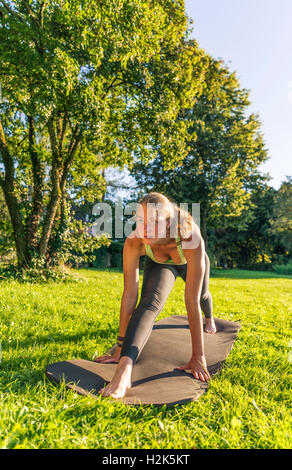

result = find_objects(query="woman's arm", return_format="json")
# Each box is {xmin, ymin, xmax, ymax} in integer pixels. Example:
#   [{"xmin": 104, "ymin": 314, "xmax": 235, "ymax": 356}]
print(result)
[
  {"xmin": 94, "ymin": 236, "xmax": 141, "ymax": 363},
  {"xmin": 185, "ymin": 237, "xmax": 205, "ymax": 357},
  {"xmin": 176, "ymin": 237, "xmax": 211, "ymax": 381},
  {"xmin": 118, "ymin": 237, "xmax": 141, "ymax": 336}
]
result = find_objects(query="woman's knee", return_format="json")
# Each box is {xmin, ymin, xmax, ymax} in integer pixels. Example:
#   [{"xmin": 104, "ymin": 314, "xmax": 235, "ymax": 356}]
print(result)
[{"xmin": 137, "ymin": 291, "xmax": 163, "ymax": 314}]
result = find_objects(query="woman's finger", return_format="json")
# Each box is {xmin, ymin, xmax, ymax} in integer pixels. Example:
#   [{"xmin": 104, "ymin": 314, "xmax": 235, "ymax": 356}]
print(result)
[
  {"xmin": 202, "ymin": 367, "xmax": 211, "ymax": 381},
  {"xmin": 198, "ymin": 372, "xmax": 205, "ymax": 382},
  {"xmin": 94, "ymin": 355, "xmax": 112, "ymax": 362},
  {"xmin": 197, "ymin": 361, "xmax": 210, "ymax": 380},
  {"xmin": 102, "ymin": 357, "xmax": 119, "ymax": 363},
  {"xmin": 100, "ymin": 355, "xmax": 120, "ymax": 363},
  {"xmin": 201, "ymin": 369, "xmax": 210, "ymax": 381},
  {"xmin": 94, "ymin": 357, "xmax": 107, "ymax": 362}
]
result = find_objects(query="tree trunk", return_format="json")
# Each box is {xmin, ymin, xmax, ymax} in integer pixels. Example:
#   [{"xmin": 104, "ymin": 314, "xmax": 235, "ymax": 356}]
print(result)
[
  {"xmin": 1, "ymin": 184, "xmax": 29, "ymax": 267},
  {"xmin": 39, "ymin": 185, "xmax": 61, "ymax": 256},
  {"xmin": 0, "ymin": 121, "xmax": 30, "ymax": 266},
  {"xmin": 25, "ymin": 116, "xmax": 44, "ymax": 250}
]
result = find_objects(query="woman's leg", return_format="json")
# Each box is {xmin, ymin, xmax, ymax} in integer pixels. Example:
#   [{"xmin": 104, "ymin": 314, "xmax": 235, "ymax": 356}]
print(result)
[
  {"xmin": 120, "ymin": 256, "xmax": 179, "ymax": 363},
  {"xmin": 99, "ymin": 256, "xmax": 179, "ymax": 398},
  {"xmin": 200, "ymin": 252, "xmax": 213, "ymax": 317},
  {"xmin": 200, "ymin": 252, "xmax": 216, "ymax": 332}
]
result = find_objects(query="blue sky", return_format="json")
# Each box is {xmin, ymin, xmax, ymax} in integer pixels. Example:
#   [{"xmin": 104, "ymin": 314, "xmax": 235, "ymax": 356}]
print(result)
[{"xmin": 185, "ymin": 0, "xmax": 292, "ymax": 189}]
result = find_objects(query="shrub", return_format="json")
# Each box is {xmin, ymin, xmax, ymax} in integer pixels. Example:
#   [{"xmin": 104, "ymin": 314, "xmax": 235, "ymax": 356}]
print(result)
[{"xmin": 272, "ymin": 261, "xmax": 292, "ymax": 275}]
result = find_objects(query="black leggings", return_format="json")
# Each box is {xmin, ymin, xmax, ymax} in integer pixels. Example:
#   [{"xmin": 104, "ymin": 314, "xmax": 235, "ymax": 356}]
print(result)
[{"xmin": 120, "ymin": 252, "xmax": 213, "ymax": 364}]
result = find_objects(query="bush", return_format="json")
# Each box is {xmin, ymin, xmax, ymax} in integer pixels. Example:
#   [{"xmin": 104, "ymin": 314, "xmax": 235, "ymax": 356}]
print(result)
[
  {"xmin": 0, "ymin": 256, "xmax": 75, "ymax": 283},
  {"xmin": 272, "ymin": 261, "xmax": 292, "ymax": 275}
]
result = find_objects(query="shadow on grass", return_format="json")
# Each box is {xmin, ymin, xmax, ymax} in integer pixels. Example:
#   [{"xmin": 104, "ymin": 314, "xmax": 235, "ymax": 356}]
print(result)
[
  {"xmin": 210, "ymin": 269, "xmax": 292, "ymax": 280},
  {"xmin": 78, "ymin": 266, "xmax": 292, "ymax": 280},
  {"xmin": 1, "ymin": 325, "xmax": 116, "ymax": 352}
]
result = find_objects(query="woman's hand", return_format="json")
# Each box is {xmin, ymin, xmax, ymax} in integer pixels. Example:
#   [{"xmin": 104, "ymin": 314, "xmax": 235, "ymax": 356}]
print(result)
[
  {"xmin": 176, "ymin": 355, "xmax": 210, "ymax": 382},
  {"xmin": 94, "ymin": 346, "xmax": 121, "ymax": 363}
]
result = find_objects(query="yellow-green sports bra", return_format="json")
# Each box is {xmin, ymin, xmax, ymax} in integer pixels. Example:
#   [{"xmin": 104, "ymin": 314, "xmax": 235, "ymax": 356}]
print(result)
[{"xmin": 145, "ymin": 236, "xmax": 187, "ymax": 265}]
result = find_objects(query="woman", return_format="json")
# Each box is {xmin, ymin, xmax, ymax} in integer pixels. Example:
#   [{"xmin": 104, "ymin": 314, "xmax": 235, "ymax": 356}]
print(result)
[{"xmin": 94, "ymin": 192, "xmax": 216, "ymax": 399}]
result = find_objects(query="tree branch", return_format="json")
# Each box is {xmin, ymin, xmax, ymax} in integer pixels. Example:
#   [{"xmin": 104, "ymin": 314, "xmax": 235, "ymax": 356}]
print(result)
[
  {"xmin": 23, "ymin": 0, "xmax": 39, "ymax": 24},
  {"xmin": 0, "ymin": 1, "xmax": 25, "ymax": 23},
  {"xmin": 101, "ymin": 78, "xmax": 128, "ymax": 101},
  {"xmin": 56, "ymin": 111, "xmax": 68, "ymax": 159},
  {"xmin": 61, "ymin": 129, "xmax": 82, "ymax": 190},
  {"xmin": 39, "ymin": 0, "xmax": 48, "ymax": 26},
  {"xmin": 66, "ymin": 123, "xmax": 79, "ymax": 159},
  {"xmin": 39, "ymin": 116, "xmax": 62, "ymax": 256}
]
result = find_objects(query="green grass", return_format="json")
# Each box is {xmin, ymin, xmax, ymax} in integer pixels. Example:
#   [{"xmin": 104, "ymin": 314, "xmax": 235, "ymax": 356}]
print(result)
[{"xmin": 0, "ymin": 267, "xmax": 291, "ymax": 449}]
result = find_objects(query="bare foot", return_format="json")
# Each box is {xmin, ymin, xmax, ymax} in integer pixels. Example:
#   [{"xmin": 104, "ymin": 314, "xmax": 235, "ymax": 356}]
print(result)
[
  {"xmin": 99, "ymin": 358, "xmax": 132, "ymax": 399},
  {"xmin": 204, "ymin": 317, "xmax": 216, "ymax": 334}
]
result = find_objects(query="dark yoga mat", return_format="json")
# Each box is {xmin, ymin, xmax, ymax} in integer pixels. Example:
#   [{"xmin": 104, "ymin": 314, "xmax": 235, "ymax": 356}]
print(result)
[{"xmin": 46, "ymin": 315, "xmax": 241, "ymax": 406}]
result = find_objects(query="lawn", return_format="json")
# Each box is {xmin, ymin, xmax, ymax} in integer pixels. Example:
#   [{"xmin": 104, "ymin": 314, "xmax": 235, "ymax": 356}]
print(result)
[{"xmin": 0, "ymin": 267, "xmax": 291, "ymax": 449}]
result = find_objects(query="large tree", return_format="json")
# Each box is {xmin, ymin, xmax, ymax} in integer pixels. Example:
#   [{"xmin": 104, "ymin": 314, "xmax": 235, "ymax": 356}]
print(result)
[
  {"xmin": 0, "ymin": 0, "xmax": 207, "ymax": 267},
  {"xmin": 130, "ymin": 57, "xmax": 269, "ymax": 248}
]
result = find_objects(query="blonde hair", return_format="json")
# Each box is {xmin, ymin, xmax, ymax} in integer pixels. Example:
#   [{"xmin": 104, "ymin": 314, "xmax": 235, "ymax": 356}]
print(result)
[{"xmin": 138, "ymin": 192, "xmax": 196, "ymax": 240}]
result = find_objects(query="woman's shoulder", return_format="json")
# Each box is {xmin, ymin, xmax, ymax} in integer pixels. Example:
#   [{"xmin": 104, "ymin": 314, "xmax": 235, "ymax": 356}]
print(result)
[
  {"xmin": 180, "ymin": 223, "xmax": 204, "ymax": 251},
  {"xmin": 126, "ymin": 228, "xmax": 142, "ymax": 242},
  {"xmin": 124, "ymin": 229, "xmax": 145, "ymax": 252}
]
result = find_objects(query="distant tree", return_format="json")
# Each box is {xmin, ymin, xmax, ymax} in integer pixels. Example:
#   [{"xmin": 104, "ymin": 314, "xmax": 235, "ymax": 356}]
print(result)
[
  {"xmin": 269, "ymin": 176, "xmax": 292, "ymax": 255},
  {"xmin": 130, "ymin": 57, "xmax": 268, "ymax": 248},
  {"xmin": 212, "ymin": 182, "xmax": 279, "ymax": 268},
  {"xmin": 0, "ymin": 0, "xmax": 207, "ymax": 268}
]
